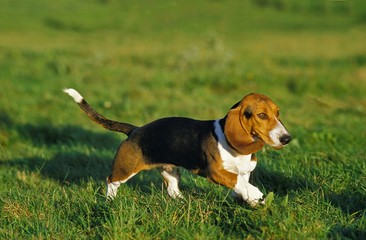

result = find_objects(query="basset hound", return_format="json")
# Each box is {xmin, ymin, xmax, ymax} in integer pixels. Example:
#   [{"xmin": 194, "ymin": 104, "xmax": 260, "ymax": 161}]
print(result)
[{"xmin": 64, "ymin": 89, "xmax": 291, "ymax": 207}]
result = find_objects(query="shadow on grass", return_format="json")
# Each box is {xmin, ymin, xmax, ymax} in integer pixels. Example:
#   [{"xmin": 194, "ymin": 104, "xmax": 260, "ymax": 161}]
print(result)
[
  {"xmin": 328, "ymin": 224, "xmax": 366, "ymax": 239},
  {"xmin": 19, "ymin": 123, "xmax": 122, "ymax": 151},
  {"xmin": 326, "ymin": 190, "xmax": 366, "ymax": 215},
  {"xmin": 253, "ymin": 164, "xmax": 316, "ymax": 196},
  {"xmin": 0, "ymin": 116, "xmax": 112, "ymax": 181},
  {"xmin": 4, "ymin": 153, "xmax": 111, "ymax": 183},
  {"xmin": 256, "ymin": 163, "xmax": 366, "ymax": 212},
  {"xmin": 0, "ymin": 110, "xmax": 166, "ymax": 191}
]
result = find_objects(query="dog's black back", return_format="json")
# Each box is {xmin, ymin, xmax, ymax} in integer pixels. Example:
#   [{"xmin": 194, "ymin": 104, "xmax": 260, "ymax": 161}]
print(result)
[{"xmin": 129, "ymin": 117, "xmax": 215, "ymax": 170}]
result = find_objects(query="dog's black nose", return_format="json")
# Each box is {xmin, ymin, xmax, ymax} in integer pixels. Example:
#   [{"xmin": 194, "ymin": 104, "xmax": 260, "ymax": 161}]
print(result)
[{"xmin": 280, "ymin": 134, "xmax": 292, "ymax": 145}]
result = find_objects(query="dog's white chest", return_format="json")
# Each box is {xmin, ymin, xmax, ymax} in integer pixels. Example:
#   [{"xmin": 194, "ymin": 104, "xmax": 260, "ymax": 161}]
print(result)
[
  {"xmin": 218, "ymin": 142, "xmax": 256, "ymax": 175},
  {"xmin": 214, "ymin": 120, "xmax": 257, "ymax": 175}
]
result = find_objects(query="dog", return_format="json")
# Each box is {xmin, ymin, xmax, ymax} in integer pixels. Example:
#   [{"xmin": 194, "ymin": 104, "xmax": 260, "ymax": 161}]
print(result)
[{"xmin": 64, "ymin": 89, "xmax": 291, "ymax": 207}]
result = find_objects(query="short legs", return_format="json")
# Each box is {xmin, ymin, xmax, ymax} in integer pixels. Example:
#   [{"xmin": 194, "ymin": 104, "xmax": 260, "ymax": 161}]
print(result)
[{"xmin": 106, "ymin": 166, "xmax": 183, "ymax": 200}]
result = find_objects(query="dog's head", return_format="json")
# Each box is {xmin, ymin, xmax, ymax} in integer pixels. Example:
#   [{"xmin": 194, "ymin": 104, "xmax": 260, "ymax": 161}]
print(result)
[{"xmin": 224, "ymin": 93, "xmax": 291, "ymax": 154}]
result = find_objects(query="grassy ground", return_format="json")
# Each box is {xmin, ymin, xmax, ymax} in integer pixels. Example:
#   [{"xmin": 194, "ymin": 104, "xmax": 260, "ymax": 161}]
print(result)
[{"xmin": 1, "ymin": 0, "xmax": 365, "ymax": 239}]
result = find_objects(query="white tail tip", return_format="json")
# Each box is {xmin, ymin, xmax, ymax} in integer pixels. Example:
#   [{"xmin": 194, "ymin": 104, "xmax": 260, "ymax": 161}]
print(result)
[{"xmin": 63, "ymin": 88, "xmax": 83, "ymax": 103}]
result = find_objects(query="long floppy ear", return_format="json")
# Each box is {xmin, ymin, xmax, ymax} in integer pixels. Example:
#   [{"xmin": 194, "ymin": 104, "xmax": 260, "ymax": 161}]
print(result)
[{"xmin": 224, "ymin": 105, "xmax": 265, "ymax": 155}]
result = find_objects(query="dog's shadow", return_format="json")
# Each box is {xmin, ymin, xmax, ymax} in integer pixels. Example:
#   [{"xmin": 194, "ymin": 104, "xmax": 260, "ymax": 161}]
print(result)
[
  {"xmin": 252, "ymin": 164, "xmax": 313, "ymax": 196},
  {"xmin": 0, "ymin": 111, "xmax": 168, "ymax": 191},
  {"xmin": 3, "ymin": 131, "xmax": 116, "ymax": 184},
  {"xmin": 0, "ymin": 111, "xmax": 116, "ymax": 184}
]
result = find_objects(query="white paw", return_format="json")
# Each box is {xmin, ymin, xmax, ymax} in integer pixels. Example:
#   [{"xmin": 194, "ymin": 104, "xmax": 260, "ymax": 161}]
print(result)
[
  {"xmin": 106, "ymin": 180, "xmax": 120, "ymax": 200},
  {"xmin": 247, "ymin": 196, "xmax": 266, "ymax": 208},
  {"xmin": 245, "ymin": 186, "xmax": 265, "ymax": 207},
  {"xmin": 167, "ymin": 187, "xmax": 184, "ymax": 199}
]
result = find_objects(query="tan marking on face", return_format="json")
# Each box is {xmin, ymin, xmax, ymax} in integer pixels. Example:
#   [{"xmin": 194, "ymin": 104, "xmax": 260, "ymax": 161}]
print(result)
[
  {"xmin": 240, "ymin": 93, "xmax": 280, "ymax": 146},
  {"xmin": 226, "ymin": 93, "xmax": 290, "ymax": 151}
]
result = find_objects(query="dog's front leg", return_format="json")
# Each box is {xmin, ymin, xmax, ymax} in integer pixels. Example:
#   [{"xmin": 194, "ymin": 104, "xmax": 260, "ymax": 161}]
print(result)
[
  {"xmin": 208, "ymin": 166, "xmax": 264, "ymax": 207},
  {"xmin": 233, "ymin": 174, "xmax": 265, "ymax": 207}
]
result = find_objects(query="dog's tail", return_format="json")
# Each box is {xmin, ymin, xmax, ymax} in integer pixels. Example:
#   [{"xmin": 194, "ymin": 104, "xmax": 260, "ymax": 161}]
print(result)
[{"xmin": 63, "ymin": 88, "xmax": 137, "ymax": 135}]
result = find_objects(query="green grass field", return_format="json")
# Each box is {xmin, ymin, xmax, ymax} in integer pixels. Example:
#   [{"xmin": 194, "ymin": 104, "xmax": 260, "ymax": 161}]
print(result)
[{"xmin": 1, "ymin": 0, "xmax": 365, "ymax": 239}]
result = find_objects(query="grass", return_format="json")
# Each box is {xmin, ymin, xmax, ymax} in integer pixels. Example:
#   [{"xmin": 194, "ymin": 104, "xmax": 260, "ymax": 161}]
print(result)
[{"xmin": 1, "ymin": 0, "xmax": 365, "ymax": 239}]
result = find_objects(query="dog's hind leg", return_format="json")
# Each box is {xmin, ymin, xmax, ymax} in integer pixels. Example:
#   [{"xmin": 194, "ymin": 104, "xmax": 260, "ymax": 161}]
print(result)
[
  {"xmin": 159, "ymin": 166, "xmax": 183, "ymax": 199},
  {"xmin": 105, "ymin": 141, "xmax": 147, "ymax": 200},
  {"xmin": 106, "ymin": 172, "xmax": 137, "ymax": 199}
]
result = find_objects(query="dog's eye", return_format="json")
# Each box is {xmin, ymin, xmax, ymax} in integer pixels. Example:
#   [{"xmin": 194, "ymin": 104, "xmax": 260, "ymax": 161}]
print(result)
[{"xmin": 257, "ymin": 113, "xmax": 268, "ymax": 120}]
